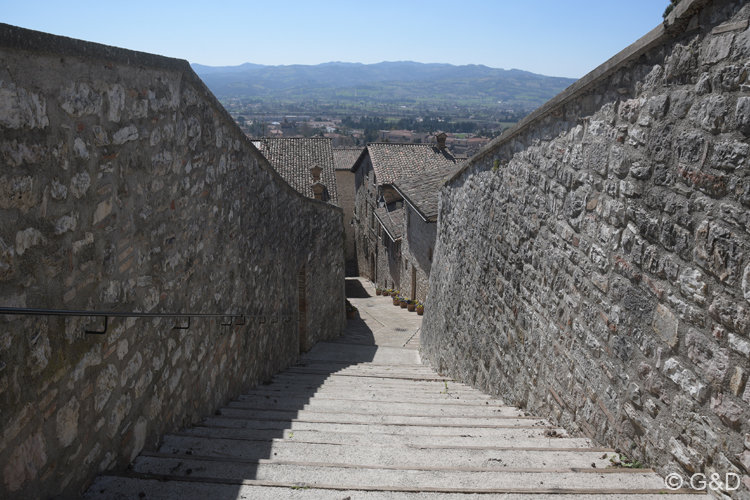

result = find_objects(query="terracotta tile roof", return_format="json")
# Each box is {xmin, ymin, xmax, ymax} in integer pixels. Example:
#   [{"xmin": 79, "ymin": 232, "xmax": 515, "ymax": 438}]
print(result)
[
  {"xmin": 333, "ymin": 148, "xmax": 364, "ymax": 171},
  {"xmin": 374, "ymin": 206, "xmax": 405, "ymax": 241},
  {"xmin": 254, "ymin": 137, "xmax": 338, "ymax": 204},
  {"xmin": 353, "ymin": 143, "xmax": 457, "ymax": 185},
  {"xmin": 394, "ymin": 163, "xmax": 461, "ymax": 222}
]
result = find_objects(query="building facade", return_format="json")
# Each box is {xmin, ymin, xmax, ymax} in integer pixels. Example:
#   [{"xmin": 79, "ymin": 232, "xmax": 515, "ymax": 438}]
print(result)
[
  {"xmin": 352, "ymin": 141, "xmax": 456, "ymax": 297},
  {"xmin": 333, "ymin": 148, "xmax": 363, "ymax": 275}
]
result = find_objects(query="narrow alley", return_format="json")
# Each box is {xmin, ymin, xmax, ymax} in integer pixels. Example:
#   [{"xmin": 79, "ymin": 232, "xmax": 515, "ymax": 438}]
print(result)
[{"xmin": 85, "ymin": 279, "xmax": 703, "ymax": 499}]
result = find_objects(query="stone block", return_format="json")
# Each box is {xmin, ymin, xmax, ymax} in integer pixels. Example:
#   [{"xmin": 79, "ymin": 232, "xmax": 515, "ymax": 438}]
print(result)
[
  {"xmin": 669, "ymin": 437, "xmax": 704, "ymax": 473},
  {"xmin": 710, "ymin": 393, "xmax": 743, "ymax": 428},
  {"xmin": 94, "ymin": 364, "xmax": 117, "ymax": 413},
  {"xmin": 663, "ymin": 358, "xmax": 707, "ymax": 402},
  {"xmin": 710, "ymin": 296, "xmax": 750, "ymax": 336},
  {"xmin": 730, "ymin": 367, "xmax": 747, "ymax": 397},
  {"xmin": 729, "ymin": 333, "xmax": 750, "ymax": 358},
  {"xmin": 108, "ymin": 394, "xmax": 132, "ymax": 439},
  {"xmin": 129, "ymin": 417, "xmax": 148, "ymax": 463},
  {"xmin": 694, "ymin": 221, "xmax": 743, "ymax": 285},
  {"xmin": 69, "ymin": 172, "xmax": 90, "ymax": 199},
  {"xmin": 653, "ymin": 304, "xmax": 679, "ymax": 349},
  {"xmin": 2, "ymin": 430, "xmax": 46, "ymax": 492},
  {"xmin": 686, "ymin": 329, "xmax": 729, "ymax": 384},
  {"xmin": 737, "ymin": 97, "xmax": 750, "ymax": 135},
  {"xmin": 15, "ymin": 227, "xmax": 46, "ymax": 256},
  {"xmin": 56, "ymin": 397, "xmax": 79, "ymax": 448},
  {"xmin": 689, "ymin": 94, "xmax": 726, "ymax": 134}
]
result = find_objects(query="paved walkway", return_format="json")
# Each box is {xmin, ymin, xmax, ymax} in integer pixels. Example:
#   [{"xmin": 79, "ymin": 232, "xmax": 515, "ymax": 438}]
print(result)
[{"xmin": 86, "ymin": 278, "xmax": 703, "ymax": 499}]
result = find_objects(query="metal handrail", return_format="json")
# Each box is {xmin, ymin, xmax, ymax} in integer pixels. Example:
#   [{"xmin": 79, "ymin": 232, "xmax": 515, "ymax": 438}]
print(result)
[{"xmin": 0, "ymin": 307, "xmax": 296, "ymax": 335}]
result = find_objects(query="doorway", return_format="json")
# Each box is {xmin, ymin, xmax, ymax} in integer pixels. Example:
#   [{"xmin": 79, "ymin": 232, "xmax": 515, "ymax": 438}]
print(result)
[{"xmin": 411, "ymin": 265, "xmax": 417, "ymax": 301}]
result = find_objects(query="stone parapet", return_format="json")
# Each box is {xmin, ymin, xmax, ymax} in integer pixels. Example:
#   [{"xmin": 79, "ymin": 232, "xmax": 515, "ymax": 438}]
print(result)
[
  {"xmin": 423, "ymin": 0, "xmax": 750, "ymax": 495},
  {"xmin": 0, "ymin": 24, "xmax": 344, "ymax": 498}
]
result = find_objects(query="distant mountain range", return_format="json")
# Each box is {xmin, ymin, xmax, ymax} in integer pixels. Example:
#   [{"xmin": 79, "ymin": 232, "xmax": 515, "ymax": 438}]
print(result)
[{"xmin": 191, "ymin": 61, "xmax": 577, "ymax": 109}]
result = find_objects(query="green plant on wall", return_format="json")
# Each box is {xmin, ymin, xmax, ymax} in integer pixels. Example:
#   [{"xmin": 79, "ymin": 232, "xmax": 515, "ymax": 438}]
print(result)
[
  {"xmin": 663, "ymin": 0, "xmax": 681, "ymax": 18},
  {"xmin": 493, "ymin": 159, "xmax": 500, "ymax": 172}
]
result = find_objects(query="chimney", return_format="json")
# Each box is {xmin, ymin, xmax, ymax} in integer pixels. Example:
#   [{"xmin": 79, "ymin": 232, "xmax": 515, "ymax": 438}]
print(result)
[
  {"xmin": 312, "ymin": 182, "xmax": 325, "ymax": 201},
  {"xmin": 310, "ymin": 165, "xmax": 323, "ymax": 182},
  {"xmin": 436, "ymin": 132, "xmax": 447, "ymax": 150}
]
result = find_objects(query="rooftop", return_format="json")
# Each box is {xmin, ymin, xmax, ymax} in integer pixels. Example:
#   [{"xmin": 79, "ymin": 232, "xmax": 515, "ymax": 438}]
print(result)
[
  {"xmin": 374, "ymin": 206, "xmax": 405, "ymax": 241},
  {"xmin": 394, "ymin": 163, "xmax": 461, "ymax": 222},
  {"xmin": 353, "ymin": 143, "xmax": 457, "ymax": 185},
  {"xmin": 333, "ymin": 148, "xmax": 364, "ymax": 171},
  {"xmin": 253, "ymin": 137, "xmax": 338, "ymax": 204}
]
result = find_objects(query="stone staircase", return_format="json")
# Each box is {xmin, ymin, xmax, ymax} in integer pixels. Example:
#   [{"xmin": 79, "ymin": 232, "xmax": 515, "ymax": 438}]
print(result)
[
  {"xmin": 86, "ymin": 348, "xmax": 704, "ymax": 499},
  {"xmin": 86, "ymin": 279, "xmax": 703, "ymax": 499}
]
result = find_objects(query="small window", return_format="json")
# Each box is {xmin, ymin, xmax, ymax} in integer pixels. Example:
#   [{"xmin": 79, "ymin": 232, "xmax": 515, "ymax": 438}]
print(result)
[{"xmin": 428, "ymin": 246, "xmax": 433, "ymax": 262}]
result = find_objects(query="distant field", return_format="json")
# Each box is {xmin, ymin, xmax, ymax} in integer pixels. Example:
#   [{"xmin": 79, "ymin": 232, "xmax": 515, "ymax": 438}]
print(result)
[{"xmin": 196, "ymin": 61, "xmax": 577, "ymax": 111}]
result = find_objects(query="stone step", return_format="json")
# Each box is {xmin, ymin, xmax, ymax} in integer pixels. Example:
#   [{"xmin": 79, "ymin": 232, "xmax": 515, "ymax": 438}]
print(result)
[
  {"xmin": 292, "ymin": 360, "xmax": 437, "ymax": 371},
  {"xmin": 239, "ymin": 391, "xmax": 497, "ymax": 404},
  {"xmin": 268, "ymin": 373, "xmax": 459, "ymax": 385},
  {"xmin": 197, "ymin": 417, "xmax": 572, "ymax": 439},
  {"xmin": 178, "ymin": 426, "xmax": 591, "ymax": 448},
  {"xmin": 227, "ymin": 398, "xmax": 523, "ymax": 416},
  {"xmin": 290, "ymin": 361, "xmax": 438, "ymax": 371},
  {"xmin": 86, "ymin": 475, "xmax": 704, "ymax": 499},
  {"xmin": 278, "ymin": 370, "xmax": 451, "ymax": 382},
  {"xmin": 158, "ymin": 434, "xmax": 613, "ymax": 469},
  {"xmin": 284, "ymin": 367, "xmax": 446, "ymax": 377},
  {"xmin": 249, "ymin": 380, "xmax": 491, "ymax": 394},
  {"xmin": 245, "ymin": 389, "xmax": 497, "ymax": 405},
  {"xmin": 214, "ymin": 407, "xmax": 546, "ymax": 427},
  {"xmin": 131, "ymin": 453, "xmax": 666, "ymax": 490}
]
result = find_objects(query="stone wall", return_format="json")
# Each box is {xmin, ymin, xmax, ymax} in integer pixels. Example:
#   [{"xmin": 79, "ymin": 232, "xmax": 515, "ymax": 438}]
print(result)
[
  {"xmin": 354, "ymin": 156, "xmax": 376, "ymax": 281},
  {"xmin": 335, "ymin": 169, "xmax": 356, "ymax": 274},
  {"xmin": 401, "ymin": 206, "xmax": 434, "ymax": 303},
  {"xmin": 422, "ymin": 0, "xmax": 750, "ymax": 494},
  {"xmin": 0, "ymin": 24, "xmax": 344, "ymax": 499}
]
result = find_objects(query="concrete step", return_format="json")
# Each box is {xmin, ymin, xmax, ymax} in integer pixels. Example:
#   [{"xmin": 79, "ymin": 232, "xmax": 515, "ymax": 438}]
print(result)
[
  {"xmin": 227, "ymin": 398, "xmax": 524, "ymax": 416},
  {"xmin": 158, "ymin": 434, "xmax": 613, "ymax": 469},
  {"xmin": 214, "ymin": 407, "xmax": 546, "ymax": 427},
  {"xmin": 196, "ymin": 417, "xmax": 573, "ymax": 439},
  {"xmin": 132, "ymin": 453, "xmax": 667, "ymax": 490},
  {"xmin": 87, "ymin": 474, "xmax": 704, "ymax": 499},
  {"xmin": 178, "ymin": 426, "xmax": 592, "ymax": 448}
]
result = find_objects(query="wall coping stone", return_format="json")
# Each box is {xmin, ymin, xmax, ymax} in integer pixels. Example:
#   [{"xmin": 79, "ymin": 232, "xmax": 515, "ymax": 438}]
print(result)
[
  {"xmin": 447, "ymin": 0, "xmax": 710, "ymax": 184},
  {"xmin": 0, "ymin": 22, "xmax": 343, "ymax": 215}
]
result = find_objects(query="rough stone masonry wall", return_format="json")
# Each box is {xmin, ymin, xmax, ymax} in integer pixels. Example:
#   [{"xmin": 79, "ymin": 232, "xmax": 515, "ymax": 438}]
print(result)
[
  {"xmin": 353, "ymin": 157, "xmax": 375, "ymax": 281},
  {"xmin": 0, "ymin": 25, "xmax": 344, "ymax": 499},
  {"xmin": 401, "ymin": 206, "xmax": 434, "ymax": 303},
  {"xmin": 422, "ymin": 0, "xmax": 750, "ymax": 494},
  {"xmin": 335, "ymin": 170, "xmax": 356, "ymax": 270}
]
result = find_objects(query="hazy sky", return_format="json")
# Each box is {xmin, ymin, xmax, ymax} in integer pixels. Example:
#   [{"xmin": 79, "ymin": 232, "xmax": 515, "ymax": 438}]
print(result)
[{"xmin": 4, "ymin": 0, "xmax": 667, "ymax": 79}]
